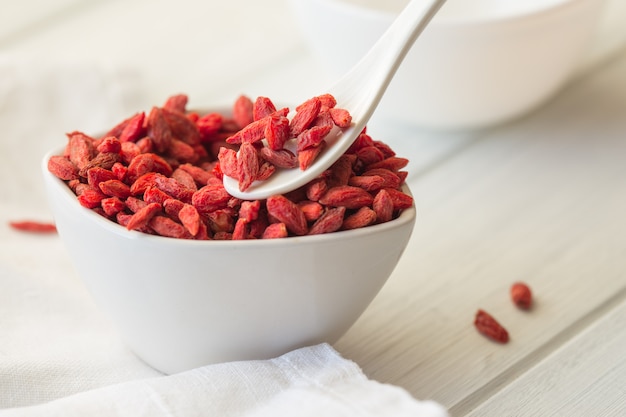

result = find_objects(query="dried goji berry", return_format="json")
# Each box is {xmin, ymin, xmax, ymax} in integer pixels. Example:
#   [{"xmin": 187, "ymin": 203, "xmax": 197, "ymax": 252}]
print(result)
[
  {"xmin": 233, "ymin": 95, "xmax": 254, "ymax": 129},
  {"xmin": 146, "ymin": 107, "xmax": 173, "ymax": 153},
  {"xmin": 126, "ymin": 202, "xmax": 162, "ymax": 231},
  {"xmin": 119, "ymin": 112, "xmax": 146, "ymax": 143},
  {"xmin": 253, "ymin": 96, "xmax": 277, "ymax": 121},
  {"xmin": 259, "ymin": 147, "xmax": 298, "ymax": 169},
  {"xmin": 149, "ymin": 215, "xmax": 190, "ymax": 239},
  {"xmin": 178, "ymin": 204, "xmax": 201, "ymax": 236},
  {"xmin": 342, "ymin": 207, "xmax": 377, "ymax": 230},
  {"xmin": 266, "ymin": 195, "xmax": 308, "ymax": 236},
  {"xmin": 237, "ymin": 142, "xmax": 259, "ymax": 192},
  {"xmin": 373, "ymin": 189, "xmax": 394, "ymax": 223},
  {"xmin": 290, "ymin": 97, "xmax": 321, "ymax": 137},
  {"xmin": 511, "ymin": 282, "xmax": 532, "ymax": 310},
  {"xmin": 98, "ymin": 179, "xmax": 131, "ymax": 199},
  {"xmin": 47, "ymin": 155, "xmax": 79, "ymax": 180},
  {"xmin": 474, "ymin": 309, "xmax": 509, "ymax": 343},
  {"xmin": 329, "ymin": 107, "xmax": 352, "ymax": 128},
  {"xmin": 265, "ymin": 114, "xmax": 291, "ymax": 151},
  {"xmin": 298, "ymin": 141, "xmax": 326, "ymax": 171},
  {"xmin": 318, "ymin": 185, "xmax": 373, "ymax": 209},
  {"xmin": 308, "ymin": 206, "xmax": 345, "ymax": 235},
  {"xmin": 262, "ymin": 222, "xmax": 288, "ymax": 239},
  {"xmin": 296, "ymin": 125, "xmax": 332, "ymax": 152},
  {"xmin": 9, "ymin": 221, "xmax": 57, "ymax": 233},
  {"xmin": 163, "ymin": 93, "xmax": 188, "ymax": 113}
]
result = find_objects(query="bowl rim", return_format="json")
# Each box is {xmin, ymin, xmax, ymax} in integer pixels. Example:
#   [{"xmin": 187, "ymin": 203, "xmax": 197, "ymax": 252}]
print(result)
[
  {"xmin": 306, "ymin": 0, "xmax": 601, "ymax": 27},
  {"xmin": 42, "ymin": 147, "xmax": 416, "ymax": 248}
]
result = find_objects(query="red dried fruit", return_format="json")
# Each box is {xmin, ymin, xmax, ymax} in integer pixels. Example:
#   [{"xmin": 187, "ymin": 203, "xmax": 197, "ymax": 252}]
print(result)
[
  {"xmin": 474, "ymin": 309, "xmax": 509, "ymax": 343},
  {"xmin": 79, "ymin": 152, "xmax": 120, "ymax": 178},
  {"xmin": 67, "ymin": 132, "xmax": 95, "ymax": 171},
  {"xmin": 342, "ymin": 207, "xmax": 377, "ymax": 230},
  {"xmin": 329, "ymin": 107, "xmax": 352, "ymax": 127},
  {"xmin": 253, "ymin": 96, "xmax": 277, "ymax": 121},
  {"xmin": 167, "ymin": 138, "xmax": 198, "ymax": 164},
  {"xmin": 144, "ymin": 186, "xmax": 172, "ymax": 205},
  {"xmin": 162, "ymin": 108, "xmax": 201, "ymax": 145},
  {"xmin": 382, "ymin": 187, "xmax": 414, "ymax": 210},
  {"xmin": 149, "ymin": 215, "xmax": 190, "ymax": 239},
  {"xmin": 119, "ymin": 112, "xmax": 146, "ymax": 143},
  {"xmin": 197, "ymin": 112, "xmax": 223, "ymax": 142},
  {"xmin": 316, "ymin": 93, "xmax": 337, "ymax": 109},
  {"xmin": 511, "ymin": 282, "xmax": 532, "ymax": 310},
  {"xmin": 178, "ymin": 204, "xmax": 201, "ymax": 236},
  {"xmin": 367, "ymin": 156, "xmax": 409, "ymax": 171},
  {"xmin": 178, "ymin": 163, "xmax": 215, "ymax": 186},
  {"xmin": 328, "ymin": 154, "xmax": 355, "ymax": 187},
  {"xmin": 152, "ymin": 176, "xmax": 194, "ymax": 202},
  {"xmin": 233, "ymin": 95, "xmax": 254, "ymax": 129},
  {"xmin": 290, "ymin": 97, "xmax": 321, "ymax": 136},
  {"xmin": 87, "ymin": 167, "xmax": 117, "ymax": 188},
  {"xmin": 266, "ymin": 195, "xmax": 308, "ymax": 236},
  {"xmin": 319, "ymin": 185, "xmax": 374, "ymax": 209},
  {"xmin": 163, "ymin": 94, "xmax": 188, "ymax": 113},
  {"xmin": 97, "ymin": 136, "xmax": 122, "ymax": 154},
  {"xmin": 127, "ymin": 153, "xmax": 173, "ymax": 182},
  {"xmin": 298, "ymin": 141, "xmax": 326, "ymax": 171},
  {"xmin": 348, "ymin": 175, "xmax": 384, "ymax": 192},
  {"xmin": 356, "ymin": 146, "xmax": 385, "ymax": 166},
  {"xmin": 296, "ymin": 125, "xmax": 332, "ymax": 152},
  {"xmin": 237, "ymin": 142, "xmax": 259, "ymax": 192},
  {"xmin": 262, "ymin": 222, "xmax": 288, "ymax": 239},
  {"xmin": 239, "ymin": 200, "xmax": 261, "ymax": 223},
  {"xmin": 77, "ymin": 187, "xmax": 107, "ymax": 209},
  {"xmin": 225, "ymin": 118, "xmax": 267, "ymax": 145},
  {"xmin": 265, "ymin": 114, "xmax": 291, "ymax": 151},
  {"xmin": 48, "ymin": 155, "xmax": 79, "ymax": 180},
  {"xmin": 192, "ymin": 184, "xmax": 231, "ymax": 213},
  {"xmin": 146, "ymin": 107, "xmax": 173, "ymax": 153},
  {"xmin": 308, "ymin": 206, "xmax": 346, "ymax": 235},
  {"xmin": 9, "ymin": 221, "xmax": 57, "ymax": 233},
  {"xmin": 305, "ymin": 178, "xmax": 328, "ymax": 202},
  {"xmin": 362, "ymin": 168, "xmax": 401, "ymax": 190},
  {"xmin": 259, "ymin": 147, "xmax": 298, "ymax": 169},
  {"xmin": 126, "ymin": 202, "xmax": 162, "ymax": 231},
  {"xmin": 101, "ymin": 197, "xmax": 126, "ymax": 217},
  {"xmin": 373, "ymin": 189, "xmax": 394, "ymax": 223},
  {"xmin": 298, "ymin": 200, "xmax": 324, "ymax": 222},
  {"xmin": 99, "ymin": 179, "xmax": 131, "ymax": 199}
]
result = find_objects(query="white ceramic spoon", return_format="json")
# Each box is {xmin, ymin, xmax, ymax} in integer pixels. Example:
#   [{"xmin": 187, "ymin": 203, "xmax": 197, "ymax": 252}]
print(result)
[{"xmin": 223, "ymin": 0, "xmax": 447, "ymax": 200}]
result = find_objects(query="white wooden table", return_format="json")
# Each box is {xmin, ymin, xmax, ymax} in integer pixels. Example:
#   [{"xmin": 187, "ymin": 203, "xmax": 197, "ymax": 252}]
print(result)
[{"xmin": 2, "ymin": 0, "xmax": 625, "ymax": 415}]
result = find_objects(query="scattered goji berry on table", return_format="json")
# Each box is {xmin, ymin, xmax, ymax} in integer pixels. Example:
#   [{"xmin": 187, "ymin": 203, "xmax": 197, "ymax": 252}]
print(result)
[
  {"xmin": 474, "ymin": 309, "xmax": 509, "ymax": 343},
  {"xmin": 511, "ymin": 282, "xmax": 533, "ymax": 310},
  {"xmin": 9, "ymin": 221, "xmax": 57, "ymax": 233}
]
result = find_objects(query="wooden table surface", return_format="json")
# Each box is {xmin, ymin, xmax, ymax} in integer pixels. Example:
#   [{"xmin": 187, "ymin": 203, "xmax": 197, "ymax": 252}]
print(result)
[{"xmin": 3, "ymin": 1, "xmax": 626, "ymax": 415}]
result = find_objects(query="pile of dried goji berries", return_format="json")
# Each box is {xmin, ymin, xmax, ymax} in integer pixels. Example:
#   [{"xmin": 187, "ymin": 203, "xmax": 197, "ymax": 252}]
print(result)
[{"xmin": 47, "ymin": 94, "xmax": 413, "ymax": 240}]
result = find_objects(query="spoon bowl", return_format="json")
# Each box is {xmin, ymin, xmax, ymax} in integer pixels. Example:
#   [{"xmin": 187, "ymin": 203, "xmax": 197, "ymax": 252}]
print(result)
[{"xmin": 223, "ymin": 0, "xmax": 446, "ymax": 200}]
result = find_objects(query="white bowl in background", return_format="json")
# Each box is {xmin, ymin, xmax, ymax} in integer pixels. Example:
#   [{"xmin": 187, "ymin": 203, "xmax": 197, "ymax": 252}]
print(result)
[
  {"xmin": 288, "ymin": 0, "xmax": 606, "ymax": 130},
  {"xmin": 42, "ymin": 147, "xmax": 416, "ymax": 374}
]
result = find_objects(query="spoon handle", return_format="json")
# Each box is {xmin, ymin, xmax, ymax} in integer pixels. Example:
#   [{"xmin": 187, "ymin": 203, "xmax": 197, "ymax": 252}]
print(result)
[{"xmin": 330, "ymin": 0, "xmax": 447, "ymax": 126}]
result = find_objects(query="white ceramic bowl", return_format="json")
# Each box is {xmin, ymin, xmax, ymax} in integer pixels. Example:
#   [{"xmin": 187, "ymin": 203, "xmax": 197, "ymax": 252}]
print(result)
[
  {"xmin": 289, "ymin": 0, "xmax": 606, "ymax": 129},
  {"xmin": 42, "ymin": 148, "xmax": 415, "ymax": 374}
]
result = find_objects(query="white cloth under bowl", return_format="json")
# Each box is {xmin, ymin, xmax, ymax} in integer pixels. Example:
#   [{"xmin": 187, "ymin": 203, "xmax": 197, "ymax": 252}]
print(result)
[
  {"xmin": 0, "ymin": 344, "xmax": 447, "ymax": 417},
  {"xmin": 0, "ymin": 58, "xmax": 447, "ymax": 416}
]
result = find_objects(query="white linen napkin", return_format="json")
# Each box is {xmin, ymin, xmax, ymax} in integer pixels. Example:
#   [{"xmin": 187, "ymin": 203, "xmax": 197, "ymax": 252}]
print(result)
[
  {"xmin": 0, "ymin": 343, "xmax": 448, "ymax": 417},
  {"xmin": 0, "ymin": 58, "xmax": 447, "ymax": 416}
]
